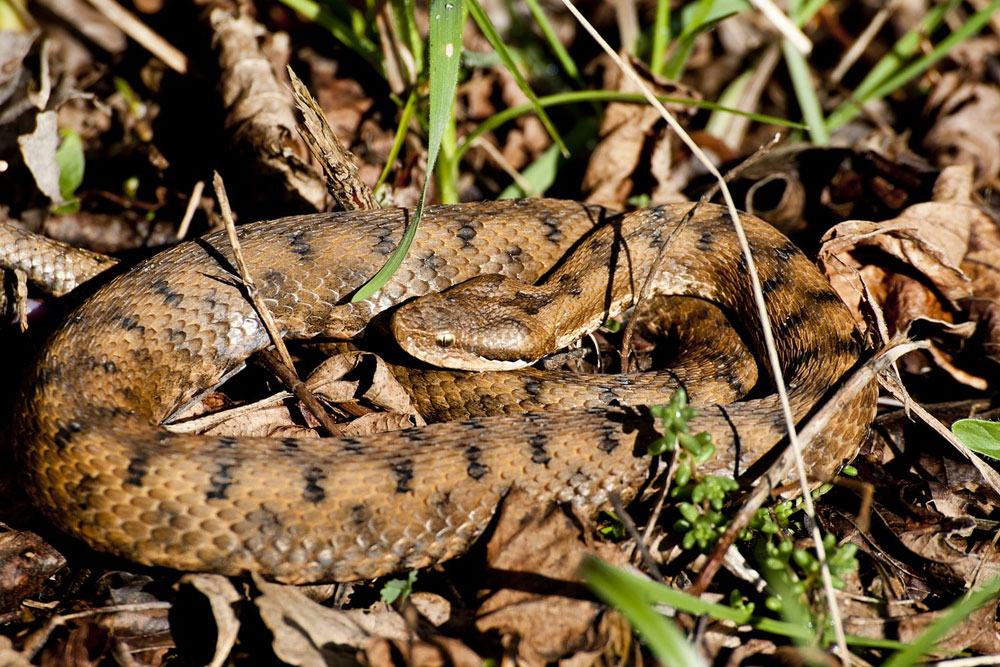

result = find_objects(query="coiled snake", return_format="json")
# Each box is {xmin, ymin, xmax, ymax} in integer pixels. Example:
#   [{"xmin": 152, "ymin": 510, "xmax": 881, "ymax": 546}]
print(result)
[{"xmin": 12, "ymin": 200, "xmax": 875, "ymax": 584}]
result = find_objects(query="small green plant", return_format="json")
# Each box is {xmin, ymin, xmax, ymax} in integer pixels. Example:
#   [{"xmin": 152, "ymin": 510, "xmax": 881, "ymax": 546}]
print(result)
[
  {"xmin": 53, "ymin": 128, "xmax": 84, "ymax": 214},
  {"xmin": 380, "ymin": 570, "xmax": 418, "ymax": 604},
  {"xmin": 758, "ymin": 533, "xmax": 858, "ymax": 612}
]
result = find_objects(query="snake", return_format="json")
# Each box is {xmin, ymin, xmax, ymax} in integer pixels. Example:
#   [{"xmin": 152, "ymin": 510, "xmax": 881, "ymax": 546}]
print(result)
[{"xmin": 11, "ymin": 199, "xmax": 876, "ymax": 584}]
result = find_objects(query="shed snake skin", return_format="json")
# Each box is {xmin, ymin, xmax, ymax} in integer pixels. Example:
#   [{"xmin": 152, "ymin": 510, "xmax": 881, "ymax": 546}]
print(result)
[{"xmin": 11, "ymin": 200, "xmax": 875, "ymax": 583}]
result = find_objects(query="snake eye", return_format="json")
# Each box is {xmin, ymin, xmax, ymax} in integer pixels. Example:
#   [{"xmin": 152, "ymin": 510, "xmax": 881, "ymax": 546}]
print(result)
[{"xmin": 435, "ymin": 332, "xmax": 455, "ymax": 348}]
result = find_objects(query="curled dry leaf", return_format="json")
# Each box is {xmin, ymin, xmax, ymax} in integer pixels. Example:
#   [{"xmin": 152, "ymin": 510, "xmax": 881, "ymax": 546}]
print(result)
[
  {"xmin": 254, "ymin": 578, "xmax": 410, "ymax": 666},
  {"xmin": 924, "ymin": 72, "xmax": 1000, "ymax": 188},
  {"xmin": 177, "ymin": 574, "xmax": 240, "ymax": 667},
  {"xmin": 818, "ymin": 165, "xmax": 985, "ymax": 386},
  {"xmin": 307, "ymin": 352, "xmax": 421, "ymax": 415}
]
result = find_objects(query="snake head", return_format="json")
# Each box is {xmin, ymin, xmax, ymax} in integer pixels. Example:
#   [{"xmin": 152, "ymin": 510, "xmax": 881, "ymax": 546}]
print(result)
[{"xmin": 391, "ymin": 274, "xmax": 556, "ymax": 371}]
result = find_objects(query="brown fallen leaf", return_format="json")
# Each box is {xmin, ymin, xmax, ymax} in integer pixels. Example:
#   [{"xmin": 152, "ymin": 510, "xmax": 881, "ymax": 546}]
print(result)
[
  {"xmin": 254, "ymin": 577, "xmax": 410, "ymax": 666},
  {"xmin": 582, "ymin": 57, "xmax": 699, "ymax": 209},
  {"xmin": 818, "ymin": 164, "xmax": 987, "ymax": 386},
  {"xmin": 924, "ymin": 72, "xmax": 1000, "ymax": 189},
  {"xmin": 177, "ymin": 574, "xmax": 240, "ymax": 667},
  {"xmin": 0, "ymin": 529, "xmax": 65, "ymax": 618},
  {"xmin": 475, "ymin": 490, "xmax": 629, "ymax": 664}
]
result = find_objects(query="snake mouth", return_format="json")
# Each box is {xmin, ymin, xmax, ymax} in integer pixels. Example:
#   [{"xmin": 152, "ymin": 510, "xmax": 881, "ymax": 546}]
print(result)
[{"xmin": 394, "ymin": 330, "xmax": 534, "ymax": 371}]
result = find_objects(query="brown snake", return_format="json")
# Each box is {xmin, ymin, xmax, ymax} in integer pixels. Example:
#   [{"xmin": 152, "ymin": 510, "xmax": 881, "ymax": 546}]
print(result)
[{"xmin": 11, "ymin": 200, "xmax": 876, "ymax": 584}]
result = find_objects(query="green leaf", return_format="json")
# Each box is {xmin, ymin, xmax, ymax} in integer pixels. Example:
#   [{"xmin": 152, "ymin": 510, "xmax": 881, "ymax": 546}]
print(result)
[
  {"xmin": 53, "ymin": 128, "xmax": 84, "ymax": 214},
  {"xmin": 952, "ymin": 419, "xmax": 1000, "ymax": 460},
  {"xmin": 351, "ymin": 0, "xmax": 463, "ymax": 303},
  {"xmin": 380, "ymin": 570, "xmax": 418, "ymax": 604}
]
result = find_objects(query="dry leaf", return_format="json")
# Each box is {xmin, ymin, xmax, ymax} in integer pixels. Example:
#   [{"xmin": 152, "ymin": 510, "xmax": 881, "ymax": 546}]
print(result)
[
  {"xmin": 254, "ymin": 578, "xmax": 410, "ymax": 666},
  {"xmin": 410, "ymin": 592, "xmax": 451, "ymax": 627},
  {"xmin": 0, "ymin": 530, "xmax": 64, "ymax": 616},
  {"xmin": 818, "ymin": 165, "xmax": 987, "ymax": 386},
  {"xmin": 475, "ymin": 490, "xmax": 627, "ymax": 664},
  {"xmin": 924, "ymin": 73, "xmax": 1000, "ymax": 188},
  {"xmin": 177, "ymin": 574, "xmax": 240, "ymax": 667},
  {"xmin": 582, "ymin": 57, "xmax": 699, "ymax": 208}
]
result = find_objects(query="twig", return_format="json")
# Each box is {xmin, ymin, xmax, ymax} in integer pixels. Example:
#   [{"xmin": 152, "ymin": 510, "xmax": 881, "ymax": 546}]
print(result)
[
  {"xmin": 611, "ymin": 493, "xmax": 666, "ymax": 584},
  {"xmin": 85, "ymin": 0, "xmax": 187, "ymax": 74},
  {"xmin": 255, "ymin": 349, "xmax": 343, "ymax": 437},
  {"xmin": 213, "ymin": 172, "xmax": 297, "ymax": 385},
  {"xmin": 748, "ymin": 0, "xmax": 812, "ymax": 54},
  {"xmin": 287, "ymin": 67, "xmax": 378, "ymax": 211},
  {"xmin": 176, "ymin": 179, "xmax": 205, "ymax": 240},
  {"xmin": 829, "ymin": 1, "xmax": 897, "ymax": 85},
  {"xmin": 879, "ymin": 370, "xmax": 1000, "ymax": 496}
]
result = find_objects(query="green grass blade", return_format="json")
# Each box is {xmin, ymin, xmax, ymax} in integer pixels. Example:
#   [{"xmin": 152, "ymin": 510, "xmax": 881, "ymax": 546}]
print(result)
[
  {"xmin": 523, "ymin": 0, "xmax": 582, "ymax": 85},
  {"xmin": 581, "ymin": 556, "xmax": 910, "ymax": 650},
  {"xmin": 673, "ymin": 0, "xmax": 749, "ymax": 34},
  {"xmin": 375, "ymin": 89, "xmax": 419, "ymax": 192},
  {"xmin": 389, "ymin": 0, "xmax": 423, "ymax": 75},
  {"xmin": 278, "ymin": 0, "xmax": 382, "ymax": 74},
  {"xmin": 351, "ymin": 0, "xmax": 463, "ymax": 303},
  {"xmin": 781, "ymin": 38, "xmax": 829, "ymax": 145},
  {"xmin": 465, "ymin": 0, "xmax": 568, "ymax": 156},
  {"xmin": 859, "ymin": 0, "xmax": 1000, "ymax": 107},
  {"xmin": 825, "ymin": 0, "xmax": 960, "ymax": 131},
  {"xmin": 664, "ymin": 0, "xmax": 715, "ymax": 80},
  {"xmin": 581, "ymin": 557, "xmax": 706, "ymax": 666},
  {"xmin": 455, "ymin": 90, "xmax": 806, "ymax": 163},
  {"xmin": 649, "ymin": 0, "xmax": 671, "ymax": 76},
  {"xmin": 794, "ymin": 0, "xmax": 829, "ymax": 25},
  {"xmin": 882, "ymin": 576, "xmax": 1000, "ymax": 667}
]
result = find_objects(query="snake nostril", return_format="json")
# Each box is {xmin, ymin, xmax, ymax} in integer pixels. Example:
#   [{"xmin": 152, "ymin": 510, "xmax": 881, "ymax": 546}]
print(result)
[{"xmin": 435, "ymin": 332, "xmax": 455, "ymax": 348}]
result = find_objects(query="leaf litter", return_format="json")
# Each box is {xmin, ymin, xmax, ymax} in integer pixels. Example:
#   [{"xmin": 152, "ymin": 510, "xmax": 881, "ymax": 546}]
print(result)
[{"xmin": 4, "ymin": 1, "xmax": 1000, "ymax": 665}]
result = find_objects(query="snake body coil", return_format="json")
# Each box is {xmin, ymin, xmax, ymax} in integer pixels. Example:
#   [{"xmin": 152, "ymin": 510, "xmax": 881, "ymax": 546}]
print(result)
[{"xmin": 13, "ymin": 200, "xmax": 875, "ymax": 584}]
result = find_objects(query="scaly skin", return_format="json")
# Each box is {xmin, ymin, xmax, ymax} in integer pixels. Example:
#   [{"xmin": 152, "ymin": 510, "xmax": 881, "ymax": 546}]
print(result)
[{"xmin": 11, "ymin": 200, "xmax": 875, "ymax": 584}]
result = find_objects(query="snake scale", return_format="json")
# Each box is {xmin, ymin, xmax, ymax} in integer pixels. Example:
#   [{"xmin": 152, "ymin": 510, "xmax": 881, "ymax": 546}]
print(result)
[{"xmin": 11, "ymin": 200, "xmax": 875, "ymax": 584}]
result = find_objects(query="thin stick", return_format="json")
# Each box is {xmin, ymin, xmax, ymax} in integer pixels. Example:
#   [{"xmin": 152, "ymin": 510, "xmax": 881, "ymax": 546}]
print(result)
[
  {"xmin": 86, "ymin": 0, "xmax": 187, "ymax": 74},
  {"xmin": 287, "ymin": 67, "xmax": 378, "ymax": 211},
  {"xmin": 213, "ymin": 172, "xmax": 297, "ymax": 377},
  {"xmin": 176, "ymin": 180, "xmax": 205, "ymax": 240},
  {"xmin": 611, "ymin": 493, "xmax": 666, "ymax": 584},
  {"xmin": 829, "ymin": 2, "xmax": 896, "ymax": 85},
  {"xmin": 748, "ymin": 0, "xmax": 812, "ymax": 54}
]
